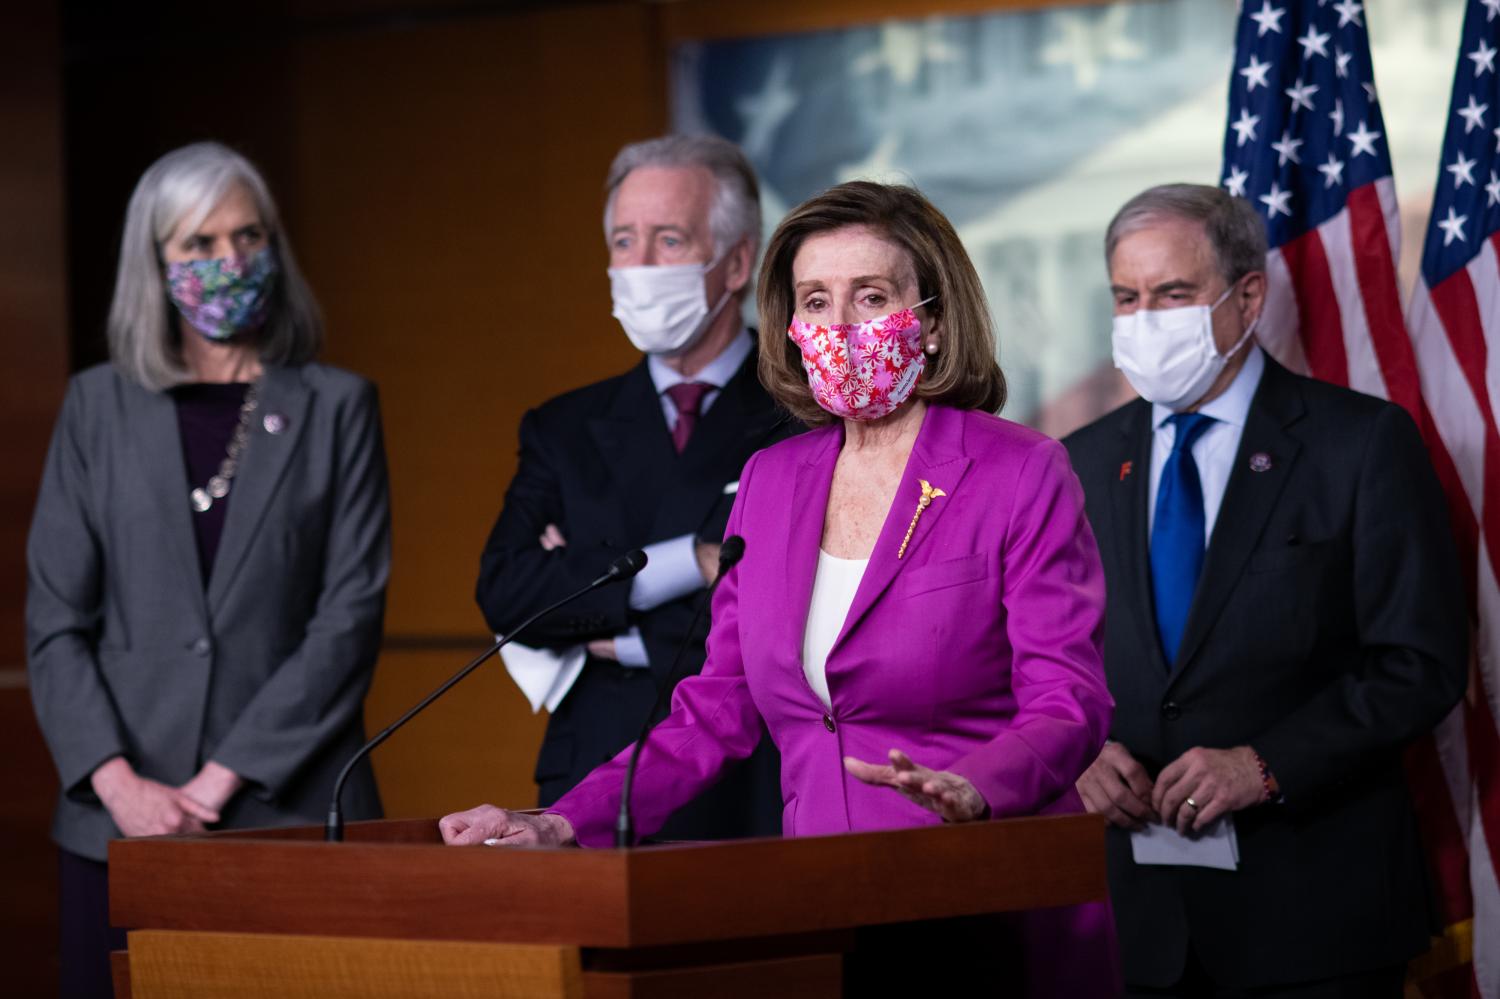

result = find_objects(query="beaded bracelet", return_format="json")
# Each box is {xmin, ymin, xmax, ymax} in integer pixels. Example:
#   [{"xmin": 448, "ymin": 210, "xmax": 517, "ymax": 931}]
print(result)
[{"xmin": 1251, "ymin": 749, "xmax": 1282, "ymax": 804}]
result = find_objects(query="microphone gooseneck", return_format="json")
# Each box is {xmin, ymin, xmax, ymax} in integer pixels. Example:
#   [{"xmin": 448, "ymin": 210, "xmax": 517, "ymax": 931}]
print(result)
[
  {"xmin": 325, "ymin": 549, "xmax": 648, "ymax": 842},
  {"xmin": 615, "ymin": 536, "xmax": 746, "ymax": 848}
]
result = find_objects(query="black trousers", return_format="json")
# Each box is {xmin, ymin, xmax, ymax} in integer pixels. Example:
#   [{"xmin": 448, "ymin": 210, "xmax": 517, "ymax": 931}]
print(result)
[
  {"xmin": 58, "ymin": 850, "xmax": 126, "ymax": 999},
  {"xmin": 1124, "ymin": 943, "xmax": 1404, "ymax": 999}
]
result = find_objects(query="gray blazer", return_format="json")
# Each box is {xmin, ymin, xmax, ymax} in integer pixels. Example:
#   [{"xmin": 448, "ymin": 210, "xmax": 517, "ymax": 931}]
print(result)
[{"xmin": 27, "ymin": 361, "xmax": 389, "ymax": 860}]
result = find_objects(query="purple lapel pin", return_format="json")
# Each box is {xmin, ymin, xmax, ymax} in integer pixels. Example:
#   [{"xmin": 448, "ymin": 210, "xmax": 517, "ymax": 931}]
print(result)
[
  {"xmin": 263, "ymin": 412, "xmax": 288, "ymax": 435},
  {"xmin": 1249, "ymin": 452, "xmax": 1273, "ymax": 473}
]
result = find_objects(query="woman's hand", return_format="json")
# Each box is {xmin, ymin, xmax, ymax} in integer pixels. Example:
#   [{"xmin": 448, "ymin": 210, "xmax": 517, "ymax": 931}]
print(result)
[
  {"xmin": 843, "ymin": 749, "xmax": 989, "ymax": 823},
  {"xmin": 438, "ymin": 805, "xmax": 577, "ymax": 847},
  {"xmin": 179, "ymin": 760, "xmax": 245, "ymax": 814},
  {"xmin": 91, "ymin": 757, "xmax": 220, "ymax": 837}
]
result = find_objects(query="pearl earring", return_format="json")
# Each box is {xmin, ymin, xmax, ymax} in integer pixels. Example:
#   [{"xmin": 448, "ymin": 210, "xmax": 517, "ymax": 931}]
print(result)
[{"xmin": 925, "ymin": 341, "xmax": 939, "ymax": 355}]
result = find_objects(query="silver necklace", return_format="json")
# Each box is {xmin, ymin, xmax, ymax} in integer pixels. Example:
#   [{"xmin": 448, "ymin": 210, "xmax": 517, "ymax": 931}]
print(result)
[{"xmin": 190, "ymin": 383, "xmax": 260, "ymax": 514}]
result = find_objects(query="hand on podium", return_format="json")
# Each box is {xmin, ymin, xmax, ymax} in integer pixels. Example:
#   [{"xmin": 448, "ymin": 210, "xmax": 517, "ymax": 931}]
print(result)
[{"xmin": 439, "ymin": 805, "xmax": 577, "ymax": 847}]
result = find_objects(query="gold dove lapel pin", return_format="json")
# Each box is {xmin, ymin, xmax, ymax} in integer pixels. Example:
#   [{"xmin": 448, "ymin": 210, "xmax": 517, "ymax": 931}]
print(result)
[{"xmin": 897, "ymin": 479, "xmax": 946, "ymax": 559}]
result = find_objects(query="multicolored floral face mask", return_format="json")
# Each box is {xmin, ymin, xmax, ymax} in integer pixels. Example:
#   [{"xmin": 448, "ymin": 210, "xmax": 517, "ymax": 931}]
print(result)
[
  {"xmin": 787, "ymin": 296, "xmax": 935, "ymax": 421},
  {"xmin": 165, "ymin": 247, "xmax": 278, "ymax": 341}
]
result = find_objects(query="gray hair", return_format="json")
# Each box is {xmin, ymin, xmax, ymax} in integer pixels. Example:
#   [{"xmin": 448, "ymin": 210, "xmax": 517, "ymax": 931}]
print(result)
[
  {"xmin": 108, "ymin": 141, "xmax": 323, "ymax": 390},
  {"xmin": 1104, "ymin": 183, "xmax": 1268, "ymax": 286},
  {"xmin": 603, "ymin": 134, "xmax": 762, "ymax": 260}
]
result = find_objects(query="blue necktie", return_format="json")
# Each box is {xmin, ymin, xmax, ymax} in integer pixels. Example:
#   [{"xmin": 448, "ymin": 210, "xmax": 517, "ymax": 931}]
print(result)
[{"xmin": 1150, "ymin": 413, "xmax": 1216, "ymax": 666}]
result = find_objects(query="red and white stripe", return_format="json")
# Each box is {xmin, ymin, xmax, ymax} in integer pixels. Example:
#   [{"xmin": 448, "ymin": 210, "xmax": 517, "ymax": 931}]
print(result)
[
  {"xmin": 1409, "ymin": 232, "xmax": 1500, "ymax": 997},
  {"xmin": 1259, "ymin": 177, "xmax": 1500, "ymax": 996}
]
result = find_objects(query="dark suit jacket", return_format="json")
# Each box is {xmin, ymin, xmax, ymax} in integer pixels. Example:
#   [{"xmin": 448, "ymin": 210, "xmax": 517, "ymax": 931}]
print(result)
[
  {"xmin": 1063, "ymin": 356, "xmax": 1466, "ymax": 988},
  {"xmin": 27, "ymin": 362, "xmax": 389, "ymax": 860},
  {"xmin": 477, "ymin": 343, "xmax": 799, "ymax": 839}
]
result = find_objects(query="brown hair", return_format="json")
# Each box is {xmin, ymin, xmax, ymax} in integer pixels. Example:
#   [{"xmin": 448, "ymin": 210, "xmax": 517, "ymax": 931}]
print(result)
[{"xmin": 757, "ymin": 181, "xmax": 1006, "ymax": 426}]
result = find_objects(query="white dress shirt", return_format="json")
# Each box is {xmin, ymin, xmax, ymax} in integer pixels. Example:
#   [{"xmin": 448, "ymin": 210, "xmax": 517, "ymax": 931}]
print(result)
[
  {"xmin": 801, "ymin": 550, "xmax": 869, "ymax": 710},
  {"xmin": 1148, "ymin": 345, "xmax": 1266, "ymax": 544},
  {"xmin": 613, "ymin": 330, "xmax": 756, "ymax": 666}
]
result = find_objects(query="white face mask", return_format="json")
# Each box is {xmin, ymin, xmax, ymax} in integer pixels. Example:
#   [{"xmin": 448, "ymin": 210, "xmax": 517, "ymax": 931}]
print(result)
[
  {"xmin": 609, "ymin": 254, "xmax": 732, "ymax": 356},
  {"xmin": 1110, "ymin": 286, "xmax": 1256, "ymax": 411}
]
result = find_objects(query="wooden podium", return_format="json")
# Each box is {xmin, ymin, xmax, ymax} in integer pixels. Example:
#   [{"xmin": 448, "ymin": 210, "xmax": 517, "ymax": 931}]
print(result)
[{"xmin": 110, "ymin": 814, "xmax": 1107, "ymax": 998}]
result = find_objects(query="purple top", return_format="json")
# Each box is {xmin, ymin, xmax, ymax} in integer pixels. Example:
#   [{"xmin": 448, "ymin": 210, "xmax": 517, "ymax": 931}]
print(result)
[{"xmin": 170, "ymin": 382, "xmax": 248, "ymax": 582}]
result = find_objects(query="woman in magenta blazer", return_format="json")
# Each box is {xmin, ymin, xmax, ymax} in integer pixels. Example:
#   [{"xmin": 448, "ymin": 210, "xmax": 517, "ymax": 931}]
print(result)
[{"xmin": 443, "ymin": 182, "xmax": 1116, "ymax": 993}]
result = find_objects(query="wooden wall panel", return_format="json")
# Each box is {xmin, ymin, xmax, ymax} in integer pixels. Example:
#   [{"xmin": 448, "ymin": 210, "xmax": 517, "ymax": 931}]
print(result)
[
  {"xmin": 284, "ymin": 3, "xmax": 664, "ymax": 813},
  {"xmin": 293, "ymin": 3, "xmax": 665, "ymax": 638},
  {"xmin": 365, "ymin": 649, "xmax": 548, "ymax": 817},
  {"xmin": 0, "ymin": 1, "xmax": 68, "ymax": 661},
  {"xmin": 0, "ymin": 3, "xmax": 69, "ymax": 996}
]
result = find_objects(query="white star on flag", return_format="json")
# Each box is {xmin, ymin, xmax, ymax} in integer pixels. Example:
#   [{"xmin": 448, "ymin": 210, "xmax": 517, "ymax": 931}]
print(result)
[
  {"xmin": 1331, "ymin": 0, "xmax": 1364, "ymax": 28},
  {"xmin": 1297, "ymin": 25, "xmax": 1331, "ymax": 60},
  {"xmin": 1485, "ymin": 0, "xmax": 1500, "ymax": 23},
  {"xmin": 1232, "ymin": 108, "xmax": 1261, "ymax": 146},
  {"xmin": 1458, "ymin": 94, "xmax": 1489, "ymax": 133},
  {"xmin": 1259, "ymin": 182, "xmax": 1293, "ymax": 218},
  {"xmin": 1347, "ymin": 119, "xmax": 1381, "ymax": 156},
  {"xmin": 1331, "ymin": 98, "xmax": 1345, "ymax": 136},
  {"xmin": 1362, "ymin": 81, "xmax": 1378, "ymax": 103},
  {"xmin": 1285, "ymin": 78, "xmax": 1319, "ymax": 112},
  {"xmin": 1240, "ymin": 54, "xmax": 1272, "ymax": 91},
  {"xmin": 1437, "ymin": 206, "xmax": 1467, "ymax": 246},
  {"xmin": 1250, "ymin": 1, "xmax": 1286, "ymax": 37},
  {"xmin": 1488, "ymin": 170, "xmax": 1500, "ymax": 207},
  {"xmin": 1335, "ymin": 47, "xmax": 1351, "ymax": 79},
  {"xmin": 1225, "ymin": 166, "xmax": 1250, "ymax": 197},
  {"xmin": 1317, "ymin": 153, "xmax": 1346, "ymax": 188},
  {"xmin": 1272, "ymin": 130, "xmax": 1305, "ymax": 165},
  {"xmin": 1448, "ymin": 151, "xmax": 1478, "ymax": 188},
  {"xmin": 1471, "ymin": 39, "xmax": 1499, "ymax": 77}
]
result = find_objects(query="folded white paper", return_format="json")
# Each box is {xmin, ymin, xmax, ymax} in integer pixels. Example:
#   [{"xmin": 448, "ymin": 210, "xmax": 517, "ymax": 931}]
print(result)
[
  {"xmin": 499, "ymin": 641, "xmax": 586, "ymax": 714},
  {"xmin": 1129, "ymin": 815, "xmax": 1240, "ymax": 871}
]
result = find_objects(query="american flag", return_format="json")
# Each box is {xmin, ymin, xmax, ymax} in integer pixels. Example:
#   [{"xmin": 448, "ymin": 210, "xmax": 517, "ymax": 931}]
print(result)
[
  {"xmin": 1407, "ymin": 0, "xmax": 1500, "ymax": 992},
  {"xmin": 1222, "ymin": 1, "xmax": 1500, "ymax": 994}
]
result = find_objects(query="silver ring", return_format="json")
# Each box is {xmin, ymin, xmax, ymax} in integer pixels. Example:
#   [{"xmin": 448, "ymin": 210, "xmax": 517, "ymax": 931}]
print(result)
[
  {"xmin": 1184, "ymin": 797, "xmax": 1199, "ymax": 810},
  {"xmin": 482, "ymin": 838, "xmax": 503, "ymax": 846}
]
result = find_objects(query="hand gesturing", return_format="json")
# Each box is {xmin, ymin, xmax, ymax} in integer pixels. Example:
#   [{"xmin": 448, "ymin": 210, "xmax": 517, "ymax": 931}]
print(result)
[{"xmin": 843, "ymin": 748, "xmax": 989, "ymax": 823}]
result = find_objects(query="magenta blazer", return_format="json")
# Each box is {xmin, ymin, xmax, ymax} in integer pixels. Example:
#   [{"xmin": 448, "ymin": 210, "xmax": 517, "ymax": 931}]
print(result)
[{"xmin": 553, "ymin": 403, "xmax": 1112, "ymax": 843}]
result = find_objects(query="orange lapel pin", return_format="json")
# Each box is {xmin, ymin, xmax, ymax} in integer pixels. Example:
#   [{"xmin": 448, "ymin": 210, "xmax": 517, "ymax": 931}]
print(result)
[{"xmin": 897, "ymin": 479, "xmax": 946, "ymax": 560}]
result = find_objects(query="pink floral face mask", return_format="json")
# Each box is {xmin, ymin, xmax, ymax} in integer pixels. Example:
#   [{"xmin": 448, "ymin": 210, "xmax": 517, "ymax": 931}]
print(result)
[{"xmin": 787, "ymin": 296, "xmax": 935, "ymax": 421}]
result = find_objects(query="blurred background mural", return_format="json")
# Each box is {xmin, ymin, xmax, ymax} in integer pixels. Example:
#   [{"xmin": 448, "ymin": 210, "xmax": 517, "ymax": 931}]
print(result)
[{"xmin": 673, "ymin": 0, "xmax": 1463, "ymax": 436}]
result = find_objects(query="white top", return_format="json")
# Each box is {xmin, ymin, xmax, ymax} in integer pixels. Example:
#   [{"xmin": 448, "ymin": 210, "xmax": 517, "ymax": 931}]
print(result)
[
  {"xmin": 801, "ymin": 549, "xmax": 869, "ymax": 710},
  {"xmin": 1148, "ymin": 345, "xmax": 1267, "ymax": 544}
]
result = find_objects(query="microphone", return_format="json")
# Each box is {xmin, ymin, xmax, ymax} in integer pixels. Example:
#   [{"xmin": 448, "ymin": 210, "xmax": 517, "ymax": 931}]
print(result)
[
  {"xmin": 615, "ymin": 536, "xmax": 746, "ymax": 848},
  {"xmin": 594, "ymin": 548, "xmax": 647, "ymax": 586},
  {"xmin": 325, "ymin": 549, "xmax": 648, "ymax": 842}
]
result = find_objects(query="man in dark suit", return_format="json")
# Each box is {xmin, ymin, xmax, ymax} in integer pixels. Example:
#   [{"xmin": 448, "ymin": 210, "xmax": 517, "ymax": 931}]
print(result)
[
  {"xmin": 477, "ymin": 135, "xmax": 795, "ymax": 839},
  {"xmin": 1064, "ymin": 183, "xmax": 1467, "ymax": 997}
]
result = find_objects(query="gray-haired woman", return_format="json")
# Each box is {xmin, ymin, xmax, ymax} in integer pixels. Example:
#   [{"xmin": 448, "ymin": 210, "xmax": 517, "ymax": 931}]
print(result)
[{"xmin": 26, "ymin": 141, "xmax": 390, "ymax": 997}]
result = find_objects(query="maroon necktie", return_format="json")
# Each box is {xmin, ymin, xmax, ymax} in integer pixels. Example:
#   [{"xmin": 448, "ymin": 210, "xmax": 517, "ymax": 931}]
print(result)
[{"xmin": 665, "ymin": 382, "xmax": 713, "ymax": 454}]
